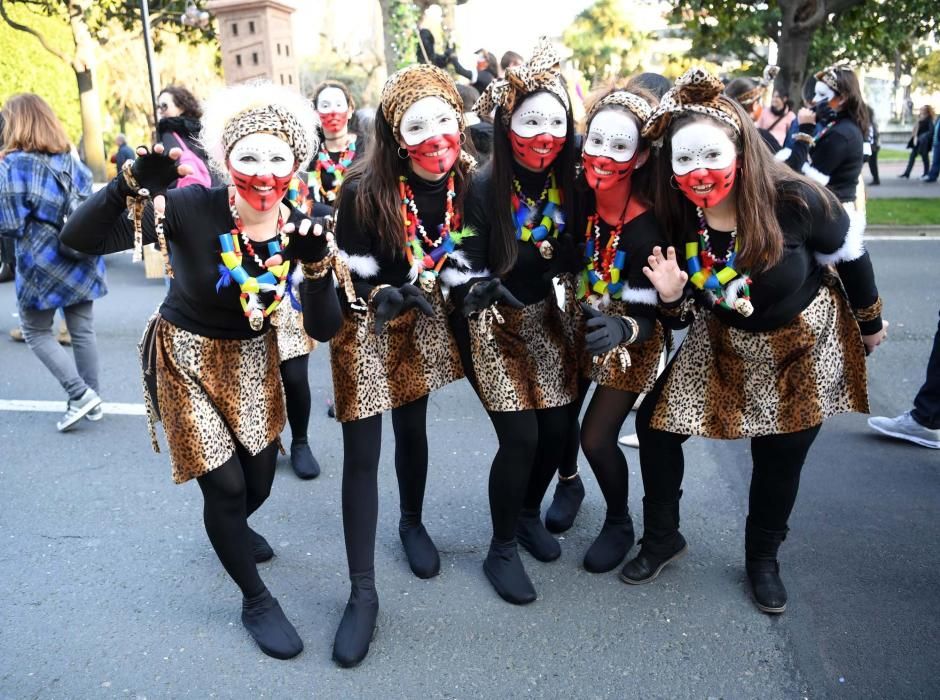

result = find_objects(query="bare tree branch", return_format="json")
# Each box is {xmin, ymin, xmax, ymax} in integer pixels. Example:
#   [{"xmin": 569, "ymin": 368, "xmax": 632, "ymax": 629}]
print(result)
[{"xmin": 0, "ymin": 0, "xmax": 72, "ymax": 64}]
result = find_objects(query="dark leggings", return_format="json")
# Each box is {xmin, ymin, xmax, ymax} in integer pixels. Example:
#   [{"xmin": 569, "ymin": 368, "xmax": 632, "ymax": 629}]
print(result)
[
  {"xmin": 340, "ymin": 395, "xmax": 430, "ymax": 575},
  {"xmin": 557, "ymin": 378, "xmax": 591, "ymax": 479},
  {"xmin": 196, "ymin": 440, "xmax": 279, "ymax": 599},
  {"xmin": 581, "ymin": 385, "xmax": 641, "ymax": 518},
  {"xmin": 519, "ymin": 404, "xmax": 577, "ymax": 513},
  {"xmin": 279, "ymin": 354, "xmax": 310, "ymax": 442},
  {"xmin": 636, "ymin": 366, "xmax": 821, "ymax": 530}
]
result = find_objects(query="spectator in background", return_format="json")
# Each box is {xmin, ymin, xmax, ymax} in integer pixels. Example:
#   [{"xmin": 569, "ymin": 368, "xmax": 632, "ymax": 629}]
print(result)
[
  {"xmin": 924, "ymin": 114, "xmax": 940, "ymax": 183},
  {"xmin": 451, "ymin": 49, "xmax": 498, "ymax": 94},
  {"xmin": 633, "ymin": 72, "xmax": 672, "ymax": 100},
  {"xmin": 757, "ymin": 89, "xmax": 796, "ymax": 150},
  {"xmin": 499, "ymin": 50, "xmax": 523, "ymax": 76},
  {"xmin": 156, "ymin": 85, "xmax": 218, "ymax": 188},
  {"xmin": 0, "ymin": 93, "xmax": 106, "ymax": 431},
  {"xmin": 866, "ymin": 104, "xmax": 880, "ymax": 186},
  {"xmin": 455, "ymin": 82, "xmax": 492, "ymax": 158},
  {"xmin": 112, "ymin": 133, "xmax": 135, "ymax": 172},
  {"xmin": 900, "ymin": 105, "xmax": 934, "ymax": 179},
  {"xmin": 0, "ymin": 111, "xmax": 13, "ymax": 283}
]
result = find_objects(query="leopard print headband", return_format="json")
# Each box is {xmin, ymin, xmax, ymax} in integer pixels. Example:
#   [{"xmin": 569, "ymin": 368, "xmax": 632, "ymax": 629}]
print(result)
[
  {"xmin": 381, "ymin": 63, "xmax": 465, "ymax": 137},
  {"xmin": 642, "ymin": 67, "xmax": 742, "ymax": 142},
  {"xmin": 735, "ymin": 65, "xmax": 779, "ymax": 107},
  {"xmin": 474, "ymin": 36, "xmax": 570, "ymax": 125},
  {"xmin": 814, "ymin": 65, "xmax": 845, "ymax": 93},
  {"xmin": 222, "ymin": 104, "xmax": 312, "ymax": 165},
  {"xmin": 587, "ymin": 90, "xmax": 654, "ymax": 128}
]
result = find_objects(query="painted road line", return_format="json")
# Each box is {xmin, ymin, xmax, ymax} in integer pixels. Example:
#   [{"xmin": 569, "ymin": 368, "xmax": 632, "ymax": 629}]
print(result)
[
  {"xmin": 0, "ymin": 400, "xmax": 146, "ymax": 415},
  {"xmin": 867, "ymin": 236, "xmax": 940, "ymax": 241}
]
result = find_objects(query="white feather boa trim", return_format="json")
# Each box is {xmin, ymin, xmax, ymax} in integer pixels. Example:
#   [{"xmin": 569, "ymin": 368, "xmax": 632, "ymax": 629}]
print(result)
[
  {"xmin": 439, "ymin": 267, "xmax": 491, "ymax": 290},
  {"xmin": 619, "ymin": 285, "xmax": 658, "ymax": 307},
  {"xmin": 337, "ymin": 250, "xmax": 379, "ymax": 279},
  {"xmin": 801, "ymin": 162, "xmax": 830, "ymax": 185},
  {"xmin": 774, "ymin": 147, "xmax": 792, "ymax": 162},
  {"xmin": 815, "ymin": 210, "xmax": 866, "ymax": 265}
]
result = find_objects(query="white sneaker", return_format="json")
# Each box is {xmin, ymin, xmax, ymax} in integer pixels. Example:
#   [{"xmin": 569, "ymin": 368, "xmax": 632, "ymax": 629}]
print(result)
[
  {"xmin": 618, "ymin": 433, "xmax": 640, "ymax": 448},
  {"xmin": 57, "ymin": 388, "xmax": 102, "ymax": 432},
  {"xmin": 868, "ymin": 411, "xmax": 940, "ymax": 449},
  {"xmin": 85, "ymin": 403, "xmax": 104, "ymax": 422}
]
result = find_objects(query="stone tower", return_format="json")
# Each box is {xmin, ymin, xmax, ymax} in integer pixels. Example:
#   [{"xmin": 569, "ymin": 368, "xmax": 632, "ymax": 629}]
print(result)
[{"xmin": 207, "ymin": 0, "xmax": 299, "ymax": 89}]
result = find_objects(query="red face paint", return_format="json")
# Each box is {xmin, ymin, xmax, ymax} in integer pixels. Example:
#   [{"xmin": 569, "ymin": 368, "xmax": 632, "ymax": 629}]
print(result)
[
  {"xmin": 582, "ymin": 153, "xmax": 636, "ymax": 192},
  {"xmin": 674, "ymin": 161, "xmax": 737, "ymax": 208},
  {"xmin": 405, "ymin": 133, "xmax": 461, "ymax": 175},
  {"xmin": 319, "ymin": 111, "xmax": 349, "ymax": 134},
  {"xmin": 230, "ymin": 170, "xmax": 293, "ymax": 212},
  {"xmin": 510, "ymin": 131, "xmax": 565, "ymax": 172}
]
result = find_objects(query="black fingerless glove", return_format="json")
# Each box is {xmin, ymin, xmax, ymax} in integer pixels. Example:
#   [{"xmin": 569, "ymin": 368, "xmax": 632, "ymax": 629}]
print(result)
[
  {"xmin": 285, "ymin": 216, "xmax": 331, "ymax": 263},
  {"xmin": 128, "ymin": 150, "xmax": 182, "ymax": 197}
]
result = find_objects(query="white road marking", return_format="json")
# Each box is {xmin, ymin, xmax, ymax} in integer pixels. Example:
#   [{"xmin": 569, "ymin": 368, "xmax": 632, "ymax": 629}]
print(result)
[
  {"xmin": 867, "ymin": 236, "xmax": 940, "ymax": 241},
  {"xmin": 0, "ymin": 400, "xmax": 146, "ymax": 415}
]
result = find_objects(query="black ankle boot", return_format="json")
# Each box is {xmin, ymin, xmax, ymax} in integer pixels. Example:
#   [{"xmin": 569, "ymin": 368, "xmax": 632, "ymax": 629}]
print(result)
[
  {"xmin": 241, "ymin": 589, "xmax": 303, "ymax": 659},
  {"xmin": 545, "ymin": 473, "xmax": 585, "ymax": 533},
  {"xmin": 399, "ymin": 512, "xmax": 440, "ymax": 579},
  {"xmin": 248, "ymin": 527, "xmax": 274, "ymax": 563},
  {"xmin": 333, "ymin": 570, "xmax": 379, "ymax": 668},
  {"xmin": 290, "ymin": 438, "xmax": 321, "ymax": 479},
  {"xmin": 745, "ymin": 516, "xmax": 789, "ymax": 614},
  {"xmin": 516, "ymin": 508, "xmax": 561, "ymax": 562},
  {"xmin": 620, "ymin": 494, "xmax": 688, "ymax": 584},
  {"xmin": 483, "ymin": 539, "xmax": 537, "ymax": 605},
  {"xmin": 583, "ymin": 512, "xmax": 635, "ymax": 573}
]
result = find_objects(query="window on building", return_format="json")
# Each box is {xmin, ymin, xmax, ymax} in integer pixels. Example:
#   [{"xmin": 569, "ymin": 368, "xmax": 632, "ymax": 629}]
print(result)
[
  {"xmin": 231, "ymin": 23, "xmax": 238, "ymax": 36},
  {"xmin": 235, "ymin": 54, "xmax": 242, "ymax": 67},
  {"xmin": 252, "ymin": 52, "xmax": 259, "ymax": 65},
  {"xmin": 276, "ymin": 43, "xmax": 281, "ymax": 56},
  {"xmin": 248, "ymin": 20, "xmax": 255, "ymax": 33},
  {"xmin": 280, "ymin": 74, "xmax": 284, "ymax": 85},
  {"xmin": 285, "ymin": 44, "xmax": 290, "ymax": 57},
  {"xmin": 288, "ymin": 74, "xmax": 293, "ymax": 85}
]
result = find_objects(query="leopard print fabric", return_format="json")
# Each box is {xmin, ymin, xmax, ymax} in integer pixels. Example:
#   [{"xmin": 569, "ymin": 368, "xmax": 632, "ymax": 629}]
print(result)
[
  {"xmin": 642, "ymin": 67, "xmax": 743, "ymax": 141},
  {"xmin": 469, "ymin": 293, "xmax": 578, "ymax": 412},
  {"xmin": 142, "ymin": 316, "xmax": 285, "ymax": 484},
  {"xmin": 330, "ymin": 285, "xmax": 463, "ymax": 422},
  {"xmin": 270, "ymin": 297, "xmax": 316, "ymax": 362},
  {"xmin": 650, "ymin": 284, "xmax": 869, "ymax": 438}
]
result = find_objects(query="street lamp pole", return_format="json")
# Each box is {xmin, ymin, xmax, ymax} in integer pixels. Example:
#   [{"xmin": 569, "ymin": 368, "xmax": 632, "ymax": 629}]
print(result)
[{"xmin": 139, "ymin": 0, "xmax": 160, "ymax": 130}]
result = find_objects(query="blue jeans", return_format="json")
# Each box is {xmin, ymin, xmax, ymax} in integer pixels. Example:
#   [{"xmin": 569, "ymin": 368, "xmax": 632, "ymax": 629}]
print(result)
[
  {"xmin": 912, "ymin": 309, "xmax": 940, "ymax": 429},
  {"xmin": 926, "ymin": 140, "xmax": 940, "ymax": 181},
  {"xmin": 19, "ymin": 301, "xmax": 100, "ymax": 401}
]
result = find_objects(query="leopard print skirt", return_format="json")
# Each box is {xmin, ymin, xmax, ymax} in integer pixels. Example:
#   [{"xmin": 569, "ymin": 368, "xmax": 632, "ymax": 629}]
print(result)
[
  {"xmin": 650, "ymin": 284, "xmax": 869, "ymax": 439},
  {"xmin": 469, "ymin": 293, "xmax": 579, "ymax": 412},
  {"xmin": 139, "ymin": 315, "xmax": 286, "ymax": 484},
  {"xmin": 575, "ymin": 299, "xmax": 665, "ymax": 394},
  {"xmin": 270, "ymin": 298, "xmax": 316, "ymax": 362},
  {"xmin": 329, "ymin": 286, "xmax": 464, "ymax": 423}
]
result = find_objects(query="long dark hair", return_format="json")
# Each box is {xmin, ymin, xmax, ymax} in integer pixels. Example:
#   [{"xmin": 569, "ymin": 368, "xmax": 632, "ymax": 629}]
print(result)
[
  {"xmin": 652, "ymin": 97, "xmax": 834, "ymax": 273},
  {"xmin": 158, "ymin": 85, "xmax": 202, "ymax": 119},
  {"xmin": 831, "ymin": 68, "xmax": 870, "ymax": 135},
  {"xmin": 488, "ymin": 90, "xmax": 577, "ymax": 275},
  {"xmin": 342, "ymin": 108, "xmax": 472, "ymax": 256}
]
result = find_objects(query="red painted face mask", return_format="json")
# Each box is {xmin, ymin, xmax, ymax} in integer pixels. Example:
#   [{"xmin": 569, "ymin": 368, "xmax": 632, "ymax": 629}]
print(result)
[
  {"xmin": 582, "ymin": 153, "xmax": 636, "ymax": 192},
  {"xmin": 405, "ymin": 133, "xmax": 461, "ymax": 175},
  {"xmin": 230, "ymin": 170, "xmax": 293, "ymax": 212},
  {"xmin": 319, "ymin": 111, "xmax": 349, "ymax": 134},
  {"xmin": 674, "ymin": 161, "xmax": 737, "ymax": 209},
  {"xmin": 510, "ymin": 131, "xmax": 565, "ymax": 172}
]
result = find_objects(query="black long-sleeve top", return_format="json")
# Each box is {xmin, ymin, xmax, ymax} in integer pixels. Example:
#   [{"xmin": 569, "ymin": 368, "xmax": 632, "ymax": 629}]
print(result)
[
  {"xmin": 783, "ymin": 118, "xmax": 864, "ymax": 203},
  {"xmin": 661, "ymin": 180, "xmax": 881, "ymax": 335},
  {"xmin": 59, "ymin": 178, "xmax": 341, "ymax": 341}
]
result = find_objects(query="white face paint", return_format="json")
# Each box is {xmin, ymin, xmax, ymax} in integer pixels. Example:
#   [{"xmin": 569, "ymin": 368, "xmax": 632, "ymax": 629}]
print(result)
[
  {"xmin": 510, "ymin": 92, "xmax": 567, "ymax": 139},
  {"xmin": 814, "ymin": 80, "xmax": 836, "ymax": 105},
  {"xmin": 399, "ymin": 96, "xmax": 460, "ymax": 147},
  {"xmin": 228, "ymin": 132, "xmax": 295, "ymax": 178},
  {"xmin": 670, "ymin": 122, "xmax": 737, "ymax": 176},
  {"xmin": 584, "ymin": 109, "xmax": 639, "ymax": 163},
  {"xmin": 316, "ymin": 86, "xmax": 349, "ymax": 114}
]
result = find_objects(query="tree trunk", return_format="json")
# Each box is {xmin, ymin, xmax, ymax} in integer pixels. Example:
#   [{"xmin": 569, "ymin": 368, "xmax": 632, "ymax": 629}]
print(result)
[
  {"xmin": 69, "ymin": 2, "xmax": 106, "ymax": 180},
  {"xmin": 378, "ymin": 0, "xmax": 398, "ymax": 78},
  {"xmin": 776, "ymin": 24, "xmax": 813, "ymax": 108}
]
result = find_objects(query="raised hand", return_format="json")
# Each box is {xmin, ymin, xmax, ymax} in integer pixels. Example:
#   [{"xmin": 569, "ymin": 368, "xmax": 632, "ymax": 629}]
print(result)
[
  {"xmin": 130, "ymin": 143, "xmax": 193, "ymax": 197},
  {"xmin": 642, "ymin": 246, "xmax": 688, "ymax": 303},
  {"xmin": 373, "ymin": 283, "xmax": 434, "ymax": 334},
  {"xmin": 283, "ymin": 216, "xmax": 329, "ymax": 264},
  {"xmin": 462, "ymin": 278, "xmax": 524, "ymax": 317},
  {"xmin": 581, "ymin": 302, "xmax": 629, "ymax": 355}
]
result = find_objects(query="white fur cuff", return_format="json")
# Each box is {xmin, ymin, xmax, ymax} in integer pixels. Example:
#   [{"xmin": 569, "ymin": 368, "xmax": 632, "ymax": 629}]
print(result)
[
  {"xmin": 338, "ymin": 250, "xmax": 379, "ymax": 279},
  {"xmin": 619, "ymin": 285, "xmax": 658, "ymax": 306},
  {"xmin": 815, "ymin": 210, "xmax": 866, "ymax": 265},
  {"xmin": 801, "ymin": 162, "xmax": 831, "ymax": 185},
  {"xmin": 774, "ymin": 147, "xmax": 792, "ymax": 162},
  {"xmin": 439, "ymin": 267, "xmax": 491, "ymax": 290}
]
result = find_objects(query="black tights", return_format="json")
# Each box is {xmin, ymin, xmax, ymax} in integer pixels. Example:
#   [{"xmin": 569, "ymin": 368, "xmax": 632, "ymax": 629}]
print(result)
[
  {"xmin": 516, "ymin": 405, "xmax": 576, "ymax": 514},
  {"xmin": 581, "ymin": 385, "xmax": 641, "ymax": 518},
  {"xmin": 340, "ymin": 395, "xmax": 430, "ymax": 575},
  {"xmin": 636, "ymin": 369, "xmax": 821, "ymax": 530},
  {"xmin": 280, "ymin": 354, "xmax": 310, "ymax": 442},
  {"xmin": 558, "ymin": 378, "xmax": 591, "ymax": 479},
  {"xmin": 196, "ymin": 440, "xmax": 279, "ymax": 598}
]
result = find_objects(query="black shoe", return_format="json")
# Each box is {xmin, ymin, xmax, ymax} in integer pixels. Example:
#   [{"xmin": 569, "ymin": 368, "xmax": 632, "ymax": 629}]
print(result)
[
  {"xmin": 620, "ymin": 494, "xmax": 687, "ymax": 584},
  {"xmin": 333, "ymin": 570, "xmax": 379, "ymax": 668},
  {"xmin": 583, "ymin": 513, "xmax": 635, "ymax": 574},
  {"xmin": 515, "ymin": 508, "xmax": 561, "ymax": 562},
  {"xmin": 870, "ymin": 180, "xmax": 880, "ymax": 186},
  {"xmin": 899, "ymin": 173, "xmax": 910, "ymax": 179},
  {"xmin": 483, "ymin": 539, "xmax": 537, "ymax": 605},
  {"xmin": 545, "ymin": 474, "xmax": 585, "ymax": 533},
  {"xmin": 399, "ymin": 515, "xmax": 441, "ymax": 579},
  {"xmin": 620, "ymin": 536, "xmax": 687, "ymax": 584},
  {"xmin": 290, "ymin": 438, "xmax": 320, "ymax": 479},
  {"xmin": 745, "ymin": 516, "xmax": 788, "ymax": 614},
  {"xmin": 248, "ymin": 527, "xmax": 274, "ymax": 563},
  {"xmin": 0, "ymin": 262, "xmax": 13, "ymax": 283},
  {"xmin": 241, "ymin": 589, "xmax": 303, "ymax": 660}
]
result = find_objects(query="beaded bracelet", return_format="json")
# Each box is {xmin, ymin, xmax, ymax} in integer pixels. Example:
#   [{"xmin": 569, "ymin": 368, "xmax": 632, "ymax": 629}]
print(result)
[
  {"xmin": 301, "ymin": 255, "xmax": 334, "ymax": 280},
  {"xmin": 620, "ymin": 315, "xmax": 640, "ymax": 345}
]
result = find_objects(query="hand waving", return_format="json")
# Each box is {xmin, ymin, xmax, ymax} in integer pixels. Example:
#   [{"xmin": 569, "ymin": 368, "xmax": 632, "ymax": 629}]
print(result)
[
  {"xmin": 642, "ymin": 246, "xmax": 688, "ymax": 304},
  {"xmin": 130, "ymin": 143, "xmax": 192, "ymax": 198},
  {"xmin": 283, "ymin": 216, "xmax": 330, "ymax": 264}
]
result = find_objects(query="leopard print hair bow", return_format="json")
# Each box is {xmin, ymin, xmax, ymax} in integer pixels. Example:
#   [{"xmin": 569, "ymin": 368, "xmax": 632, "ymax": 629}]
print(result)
[
  {"xmin": 641, "ymin": 67, "xmax": 742, "ymax": 142},
  {"xmin": 222, "ymin": 104, "xmax": 313, "ymax": 166},
  {"xmin": 735, "ymin": 65, "xmax": 780, "ymax": 107},
  {"xmin": 814, "ymin": 65, "xmax": 849, "ymax": 93},
  {"xmin": 474, "ymin": 36, "xmax": 570, "ymax": 125},
  {"xmin": 587, "ymin": 90, "xmax": 654, "ymax": 127}
]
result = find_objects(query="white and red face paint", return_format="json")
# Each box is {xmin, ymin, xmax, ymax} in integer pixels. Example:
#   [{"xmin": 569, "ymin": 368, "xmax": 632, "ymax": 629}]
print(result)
[
  {"xmin": 317, "ymin": 86, "xmax": 350, "ymax": 135},
  {"xmin": 813, "ymin": 80, "xmax": 837, "ymax": 107},
  {"xmin": 582, "ymin": 109, "xmax": 639, "ymax": 192},
  {"xmin": 670, "ymin": 122, "xmax": 738, "ymax": 209},
  {"xmin": 399, "ymin": 96, "xmax": 461, "ymax": 175},
  {"xmin": 227, "ymin": 133, "xmax": 296, "ymax": 212},
  {"xmin": 509, "ymin": 92, "xmax": 568, "ymax": 172}
]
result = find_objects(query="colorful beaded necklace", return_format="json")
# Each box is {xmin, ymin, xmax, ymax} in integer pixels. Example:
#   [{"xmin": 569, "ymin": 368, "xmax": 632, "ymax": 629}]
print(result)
[
  {"xmin": 579, "ymin": 194, "xmax": 632, "ymax": 301},
  {"xmin": 511, "ymin": 171, "xmax": 564, "ymax": 259},
  {"xmin": 813, "ymin": 119, "xmax": 839, "ymax": 145},
  {"xmin": 216, "ymin": 194, "xmax": 291, "ymax": 330},
  {"xmin": 312, "ymin": 136, "xmax": 357, "ymax": 202},
  {"xmin": 400, "ymin": 172, "xmax": 473, "ymax": 292},
  {"xmin": 685, "ymin": 206, "xmax": 753, "ymax": 316}
]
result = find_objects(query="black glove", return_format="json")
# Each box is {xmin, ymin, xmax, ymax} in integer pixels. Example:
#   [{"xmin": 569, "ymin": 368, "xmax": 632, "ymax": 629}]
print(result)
[
  {"xmin": 462, "ymin": 278, "xmax": 524, "ymax": 317},
  {"xmin": 373, "ymin": 283, "xmax": 434, "ymax": 334},
  {"xmin": 284, "ymin": 216, "xmax": 331, "ymax": 263},
  {"xmin": 581, "ymin": 302, "xmax": 630, "ymax": 355},
  {"xmin": 813, "ymin": 99, "xmax": 837, "ymax": 125},
  {"xmin": 129, "ymin": 147, "xmax": 183, "ymax": 197}
]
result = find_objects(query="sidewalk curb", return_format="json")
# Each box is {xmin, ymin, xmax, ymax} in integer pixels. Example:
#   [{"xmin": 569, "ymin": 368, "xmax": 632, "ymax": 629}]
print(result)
[{"xmin": 866, "ymin": 225, "xmax": 940, "ymax": 236}]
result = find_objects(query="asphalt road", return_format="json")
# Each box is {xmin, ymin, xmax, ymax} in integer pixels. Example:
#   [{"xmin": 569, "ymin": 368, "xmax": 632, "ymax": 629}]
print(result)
[{"xmin": 1, "ymin": 239, "xmax": 938, "ymax": 699}]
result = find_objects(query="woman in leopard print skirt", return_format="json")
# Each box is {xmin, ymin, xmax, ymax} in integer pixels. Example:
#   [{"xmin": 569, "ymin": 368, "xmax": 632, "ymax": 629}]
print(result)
[
  {"xmin": 322, "ymin": 64, "xmax": 477, "ymax": 668},
  {"xmin": 61, "ymin": 82, "xmax": 342, "ymax": 660},
  {"xmin": 621, "ymin": 68, "xmax": 886, "ymax": 614}
]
